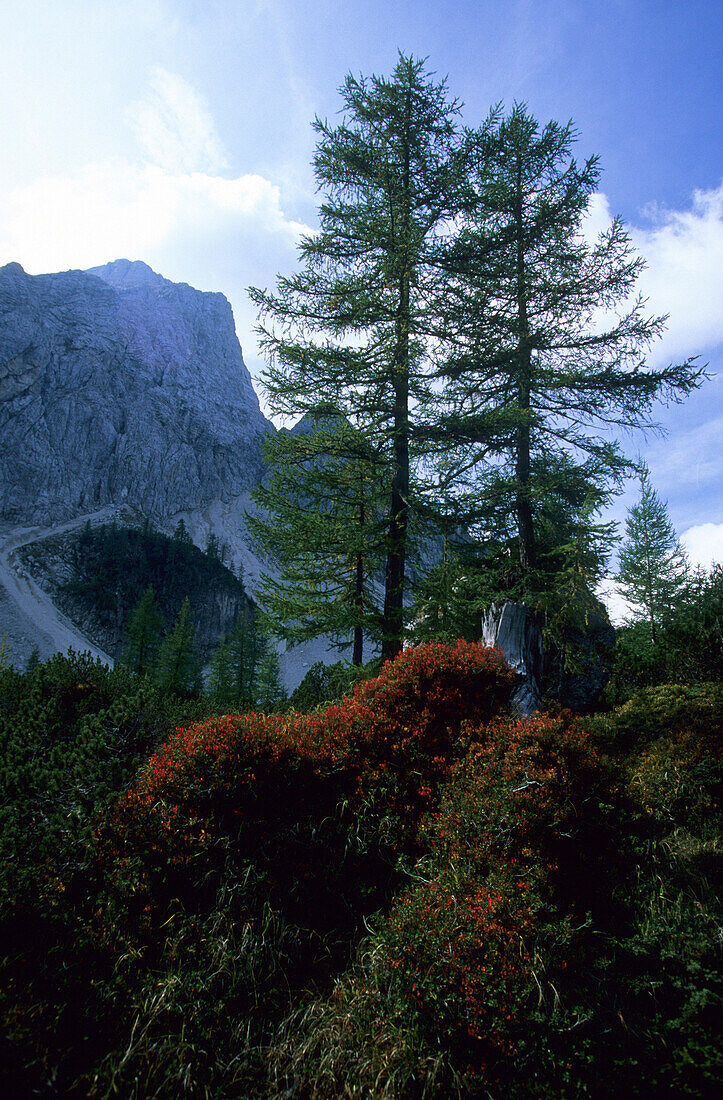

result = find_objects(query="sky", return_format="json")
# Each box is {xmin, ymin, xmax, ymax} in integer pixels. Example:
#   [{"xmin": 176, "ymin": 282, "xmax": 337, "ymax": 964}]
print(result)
[{"xmin": 1, "ymin": 0, "xmax": 721, "ymax": 598}]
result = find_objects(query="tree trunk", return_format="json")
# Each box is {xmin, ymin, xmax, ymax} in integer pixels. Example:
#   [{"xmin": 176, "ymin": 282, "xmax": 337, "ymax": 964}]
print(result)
[
  {"xmin": 381, "ymin": 86, "xmax": 412, "ymax": 661},
  {"xmin": 353, "ymin": 500, "xmax": 365, "ymax": 666},
  {"xmin": 514, "ymin": 158, "xmax": 536, "ymax": 575},
  {"xmin": 382, "ymin": 330, "xmax": 410, "ymax": 659}
]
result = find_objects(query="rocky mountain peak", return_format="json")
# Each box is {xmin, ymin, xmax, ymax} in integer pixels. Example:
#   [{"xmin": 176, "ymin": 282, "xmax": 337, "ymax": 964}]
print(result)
[
  {"xmin": 87, "ymin": 258, "xmax": 168, "ymax": 291},
  {"xmin": 0, "ymin": 260, "xmax": 272, "ymax": 525}
]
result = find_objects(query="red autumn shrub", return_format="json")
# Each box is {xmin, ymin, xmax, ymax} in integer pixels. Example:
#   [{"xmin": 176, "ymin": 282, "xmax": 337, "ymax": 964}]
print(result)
[
  {"xmin": 375, "ymin": 714, "xmax": 606, "ymax": 1084},
  {"xmin": 426, "ymin": 713, "xmax": 605, "ymax": 872},
  {"xmin": 100, "ymin": 642, "xmax": 515, "ymax": 926},
  {"xmin": 384, "ymin": 875, "xmax": 537, "ymax": 1079},
  {"xmin": 111, "ymin": 642, "xmax": 512, "ymax": 818}
]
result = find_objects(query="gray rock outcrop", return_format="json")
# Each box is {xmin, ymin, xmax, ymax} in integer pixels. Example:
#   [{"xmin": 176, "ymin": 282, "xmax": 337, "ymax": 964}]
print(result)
[
  {"xmin": 0, "ymin": 259, "xmax": 272, "ymax": 525},
  {"xmin": 481, "ymin": 601, "xmax": 544, "ymax": 716},
  {"xmin": 481, "ymin": 599, "xmax": 615, "ymax": 715}
]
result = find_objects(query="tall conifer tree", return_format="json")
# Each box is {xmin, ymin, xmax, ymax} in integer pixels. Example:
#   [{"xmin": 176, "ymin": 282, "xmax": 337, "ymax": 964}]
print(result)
[
  {"xmin": 248, "ymin": 409, "xmax": 387, "ymax": 664},
  {"xmin": 436, "ymin": 105, "xmax": 703, "ymax": 604},
  {"xmin": 250, "ymin": 54, "xmax": 468, "ymax": 659}
]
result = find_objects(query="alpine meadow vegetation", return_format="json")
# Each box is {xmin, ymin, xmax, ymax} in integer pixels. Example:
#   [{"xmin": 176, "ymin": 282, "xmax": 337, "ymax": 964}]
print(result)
[{"xmin": 1, "ymin": 639, "xmax": 720, "ymax": 1097}]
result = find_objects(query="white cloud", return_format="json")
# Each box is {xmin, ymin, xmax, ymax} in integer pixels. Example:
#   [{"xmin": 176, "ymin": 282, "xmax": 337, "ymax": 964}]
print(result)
[
  {"xmin": 681, "ymin": 522, "xmax": 723, "ymax": 570},
  {"xmin": 0, "ymin": 66, "xmax": 317, "ymax": 388},
  {"xmin": 0, "ymin": 163, "xmax": 309, "ymax": 276},
  {"xmin": 632, "ymin": 184, "xmax": 723, "ymax": 364},
  {"xmin": 583, "ymin": 184, "xmax": 723, "ymax": 365},
  {"xmin": 128, "ymin": 67, "xmax": 228, "ymax": 174},
  {"xmin": 581, "ymin": 191, "xmax": 614, "ymax": 244},
  {"xmin": 596, "ymin": 578, "xmax": 630, "ymax": 626}
]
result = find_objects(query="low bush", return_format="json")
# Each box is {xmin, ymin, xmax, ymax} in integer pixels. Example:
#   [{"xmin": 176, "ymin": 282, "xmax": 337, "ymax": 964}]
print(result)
[
  {"xmin": 628, "ymin": 725, "xmax": 722, "ymax": 829},
  {"xmin": 104, "ymin": 640, "xmax": 515, "ymax": 876},
  {"xmin": 587, "ymin": 680, "xmax": 723, "ymax": 751},
  {"xmin": 271, "ymin": 713, "xmax": 611, "ymax": 1097},
  {"xmin": 0, "ymin": 651, "xmax": 210, "ymax": 1096},
  {"xmin": 2, "ymin": 646, "xmax": 720, "ymax": 1098}
]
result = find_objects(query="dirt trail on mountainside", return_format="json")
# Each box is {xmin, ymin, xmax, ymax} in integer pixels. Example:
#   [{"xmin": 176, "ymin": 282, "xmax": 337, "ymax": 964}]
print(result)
[{"xmin": 0, "ymin": 508, "xmax": 117, "ymax": 666}]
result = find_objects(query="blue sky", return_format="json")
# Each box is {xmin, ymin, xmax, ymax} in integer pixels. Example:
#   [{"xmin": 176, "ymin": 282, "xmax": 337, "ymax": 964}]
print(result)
[{"xmin": 1, "ymin": 0, "xmax": 721, "ymax": 583}]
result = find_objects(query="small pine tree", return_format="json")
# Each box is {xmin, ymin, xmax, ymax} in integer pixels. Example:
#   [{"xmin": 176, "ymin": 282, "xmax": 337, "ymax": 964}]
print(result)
[
  {"xmin": 254, "ymin": 636, "xmax": 286, "ymax": 714},
  {"xmin": 25, "ymin": 647, "xmax": 41, "ymax": 673},
  {"xmin": 155, "ymin": 596, "xmax": 199, "ymax": 695},
  {"xmin": 173, "ymin": 518, "xmax": 193, "ymax": 546},
  {"xmin": 617, "ymin": 465, "xmax": 688, "ymax": 645},
  {"xmin": 123, "ymin": 585, "xmax": 163, "ymax": 676},
  {"xmin": 207, "ymin": 636, "xmax": 236, "ymax": 710},
  {"xmin": 205, "ymin": 532, "xmax": 221, "ymax": 562}
]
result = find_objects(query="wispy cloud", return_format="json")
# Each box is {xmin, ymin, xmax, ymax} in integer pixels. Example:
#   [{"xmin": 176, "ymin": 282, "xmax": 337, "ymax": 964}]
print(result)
[
  {"xmin": 643, "ymin": 414, "xmax": 723, "ymax": 504},
  {"xmin": 128, "ymin": 67, "xmax": 228, "ymax": 174}
]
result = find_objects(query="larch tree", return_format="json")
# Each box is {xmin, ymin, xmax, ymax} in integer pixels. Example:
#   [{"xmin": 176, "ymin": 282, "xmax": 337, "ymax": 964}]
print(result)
[
  {"xmin": 247, "ymin": 408, "xmax": 388, "ymax": 665},
  {"xmin": 436, "ymin": 104, "xmax": 703, "ymax": 612},
  {"xmin": 249, "ymin": 54, "xmax": 469, "ymax": 659},
  {"xmin": 155, "ymin": 596, "xmax": 199, "ymax": 696},
  {"xmin": 253, "ymin": 636, "xmax": 287, "ymax": 714},
  {"xmin": 617, "ymin": 464, "xmax": 689, "ymax": 645},
  {"xmin": 123, "ymin": 585, "xmax": 163, "ymax": 677}
]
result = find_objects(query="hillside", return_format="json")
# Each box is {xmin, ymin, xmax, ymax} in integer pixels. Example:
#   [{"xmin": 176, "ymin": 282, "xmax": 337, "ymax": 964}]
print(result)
[
  {"xmin": 0, "ymin": 644, "xmax": 719, "ymax": 1097},
  {"xmin": 16, "ymin": 518, "xmax": 253, "ymax": 665}
]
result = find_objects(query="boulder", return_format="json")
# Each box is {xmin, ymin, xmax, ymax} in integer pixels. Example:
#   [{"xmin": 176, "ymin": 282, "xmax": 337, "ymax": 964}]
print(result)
[
  {"xmin": 481, "ymin": 601, "xmax": 544, "ymax": 716},
  {"xmin": 544, "ymin": 607, "xmax": 616, "ymax": 713},
  {"xmin": 481, "ymin": 600, "xmax": 615, "ymax": 715}
]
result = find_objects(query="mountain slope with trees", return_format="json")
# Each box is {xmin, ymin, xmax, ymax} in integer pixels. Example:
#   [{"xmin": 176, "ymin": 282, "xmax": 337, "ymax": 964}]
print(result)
[
  {"xmin": 17, "ymin": 519, "xmax": 254, "ymax": 665},
  {"xmin": 0, "ymin": 51, "xmax": 718, "ymax": 1100}
]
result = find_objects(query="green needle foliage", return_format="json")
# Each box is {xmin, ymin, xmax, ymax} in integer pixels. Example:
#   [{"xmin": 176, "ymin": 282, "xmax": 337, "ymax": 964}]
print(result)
[
  {"xmin": 122, "ymin": 585, "xmax": 163, "ymax": 677},
  {"xmin": 155, "ymin": 596, "xmax": 199, "ymax": 696},
  {"xmin": 433, "ymin": 104, "xmax": 704, "ymax": 603},
  {"xmin": 251, "ymin": 62, "xmax": 704, "ymax": 664},
  {"xmin": 248, "ymin": 408, "xmax": 388, "ymax": 665},
  {"xmin": 617, "ymin": 464, "xmax": 689, "ymax": 645},
  {"xmin": 254, "ymin": 637, "xmax": 287, "ymax": 714},
  {"xmin": 250, "ymin": 54, "xmax": 470, "ymax": 659},
  {"xmin": 207, "ymin": 607, "xmax": 264, "ymax": 711}
]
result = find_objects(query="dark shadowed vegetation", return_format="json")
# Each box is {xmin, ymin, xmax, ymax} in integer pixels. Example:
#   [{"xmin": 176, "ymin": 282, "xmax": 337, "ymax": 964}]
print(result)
[{"xmin": 1, "ymin": 637, "xmax": 720, "ymax": 1097}]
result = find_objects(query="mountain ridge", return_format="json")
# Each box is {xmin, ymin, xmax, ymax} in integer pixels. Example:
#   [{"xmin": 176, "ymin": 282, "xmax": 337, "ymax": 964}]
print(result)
[{"xmin": 0, "ymin": 259, "xmax": 271, "ymax": 526}]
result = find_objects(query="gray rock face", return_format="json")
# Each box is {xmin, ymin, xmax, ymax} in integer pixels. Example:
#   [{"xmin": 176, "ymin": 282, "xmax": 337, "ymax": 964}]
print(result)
[
  {"xmin": 481, "ymin": 601, "xmax": 544, "ymax": 716},
  {"xmin": 0, "ymin": 259, "xmax": 272, "ymax": 524},
  {"xmin": 481, "ymin": 599, "xmax": 615, "ymax": 715}
]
